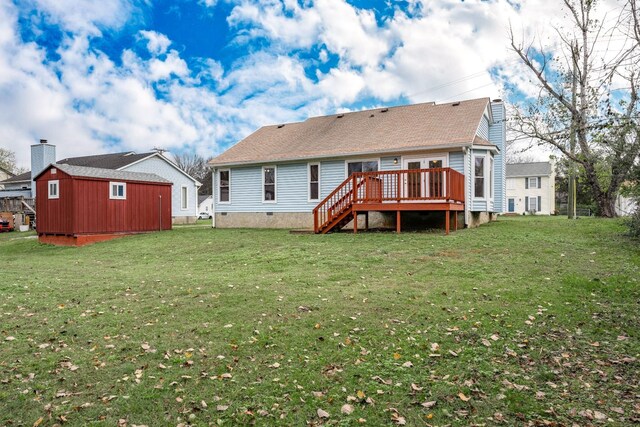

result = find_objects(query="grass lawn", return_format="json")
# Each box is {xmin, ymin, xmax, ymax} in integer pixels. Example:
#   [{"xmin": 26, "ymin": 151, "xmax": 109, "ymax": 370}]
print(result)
[{"xmin": 0, "ymin": 217, "xmax": 638, "ymax": 426}]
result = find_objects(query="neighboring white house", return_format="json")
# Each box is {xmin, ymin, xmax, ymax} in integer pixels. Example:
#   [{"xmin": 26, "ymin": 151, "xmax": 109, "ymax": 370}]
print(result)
[
  {"xmin": 616, "ymin": 194, "xmax": 637, "ymax": 216},
  {"xmin": 505, "ymin": 161, "xmax": 556, "ymax": 215},
  {"xmin": 0, "ymin": 140, "xmax": 201, "ymax": 223},
  {"xmin": 0, "ymin": 166, "xmax": 13, "ymax": 189},
  {"xmin": 198, "ymin": 195, "xmax": 213, "ymax": 214}
]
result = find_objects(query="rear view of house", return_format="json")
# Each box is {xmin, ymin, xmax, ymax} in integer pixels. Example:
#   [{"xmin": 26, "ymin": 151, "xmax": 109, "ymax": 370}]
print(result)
[
  {"xmin": 209, "ymin": 97, "xmax": 506, "ymax": 233},
  {"xmin": 506, "ymin": 162, "xmax": 556, "ymax": 215},
  {"xmin": 35, "ymin": 164, "xmax": 172, "ymax": 246}
]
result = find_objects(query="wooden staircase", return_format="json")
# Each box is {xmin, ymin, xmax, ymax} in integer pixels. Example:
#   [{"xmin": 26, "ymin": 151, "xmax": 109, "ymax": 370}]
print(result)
[{"xmin": 313, "ymin": 168, "xmax": 465, "ymax": 234}]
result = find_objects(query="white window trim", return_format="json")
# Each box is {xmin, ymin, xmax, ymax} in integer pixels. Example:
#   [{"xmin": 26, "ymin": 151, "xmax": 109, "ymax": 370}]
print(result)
[
  {"xmin": 528, "ymin": 176, "xmax": 538, "ymax": 189},
  {"xmin": 489, "ymin": 157, "xmax": 494, "ymax": 199},
  {"xmin": 218, "ymin": 169, "xmax": 231, "ymax": 204},
  {"xmin": 472, "ymin": 154, "xmax": 487, "ymax": 200},
  {"xmin": 109, "ymin": 181, "xmax": 127, "ymax": 200},
  {"xmin": 528, "ymin": 195, "xmax": 538, "ymax": 212},
  {"xmin": 308, "ymin": 162, "xmax": 321, "ymax": 202},
  {"xmin": 181, "ymin": 185, "xmax": 189, "ymax": 210},
  {"xmin": 344, "ymin": 158, "xmax": 380, "ymax": 177},
  {"xmin": 262, "ymin": 166, "xmax": 277, "ymax": 203},
  {"xmin": 48, "ymin": 180, "xmax": 59, "ymax": 199}
]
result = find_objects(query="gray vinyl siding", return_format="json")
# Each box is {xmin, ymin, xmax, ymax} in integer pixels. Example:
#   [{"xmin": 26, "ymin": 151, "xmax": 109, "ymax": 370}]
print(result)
[
  {"xmin": 380, "ymin": 156, "xmax": 401, "ymax": 171},
  {"xmin": 449, "ymin": 152, "xmax": 464, "ymax": 174},
  {"xmin": 477, "ymin": 115, "xmax": 489, "ymax": 140},
  {"xmin": 320, "ymin": 160, "xmax": 346, "ymax": 197},
  {"xmin": 123, "ymin": 156, "xmax": 198, "ymax": 218},
  {"xmin": 489, "ymin": 102, "xmax": 506, "ymax": 213}
]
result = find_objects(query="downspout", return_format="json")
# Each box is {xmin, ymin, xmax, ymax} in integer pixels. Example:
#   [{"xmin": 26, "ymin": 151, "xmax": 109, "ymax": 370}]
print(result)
[
  {"xmin": 463, "ymin": 146, "xmax": 470, "ymax": 227},
  {"xmin": 211, "ymin": 168, "xmax": 216, "ymax": 228}
]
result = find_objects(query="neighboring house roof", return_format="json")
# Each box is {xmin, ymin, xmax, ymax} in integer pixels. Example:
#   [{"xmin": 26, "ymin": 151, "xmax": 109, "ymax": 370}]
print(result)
[
  {"xmin": 1, "ymin": 171, "xmax": 31, "ymax": 184},
  {"xmin": 34, "ymin": 164, "xmax": 170, "ymax": 184},
  {"xmin": 210, "ymin": 97, "xmax": 492, "ymax": 166},
  {"xmin": 506, "ymin": 162, "xmax": 553, "ymax": 178},
  {"xmin": 198, "ymin": 195, "xmax": 211, "ymax": 204},
  {"xmin": 2, "ymin": 151, "xmax": 200, "ymax": 186},
  {"xmin": 58, "ymin": 152, "xmax": 153, "ymax": 169}
]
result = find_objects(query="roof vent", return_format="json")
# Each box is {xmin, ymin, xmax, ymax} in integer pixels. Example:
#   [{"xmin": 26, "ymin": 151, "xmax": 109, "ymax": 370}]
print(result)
[
  {"xmin": 452, "ymin": 102, "xmax": 460, "ymax": 107},
  {"xmin": 337, "ymin": 114, "xmax": 344, "ymax": 118},
  {"xmin": 277, "ymin": 124, "xmax": 285, "ymax": 128},
  {"xmin": 380, "ymin": 108, "xmax": 389, "ymax": 113}
]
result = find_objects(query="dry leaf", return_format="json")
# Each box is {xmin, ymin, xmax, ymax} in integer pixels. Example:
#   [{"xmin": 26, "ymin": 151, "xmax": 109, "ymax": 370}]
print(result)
[
  {"xmin": 33, "ymin": 417, "xmax": 44, "ymax": 427},
  {"xmin": 410, "ymin": 383, "xmax": 423, "ymax": 391},
  {"xmin": 481, "ymin": 338, "xmax": 491, "ymax": 347},
  {"xmin": 421, "ymin": 401, "xmax": 436, "ymax": 408},
  {"xmin": 392, "ymin": 352, "xmax": 401, "ymax": 360},
  {"xmin": 401, "ymin": 361, "xmax": 413, "ymax": 368},
  {"xmin": 5, "ymin": 336, "xmax": 15, "ymax": 341},
  {"xmin": 341, "ymin": 404, "xmax": 354, "ymax": 415},
  {"xmin": 217, "ymin": 405, "xmax": 229, "ymax": 411},
  {"xmin": 458, "ymin": 392, "xmax": 470, "ymax": 402},
  {"xmin": 357, "ymin": 390, "xmax": 366, "ymax": 399},
  {"xmin": 317, "ymin": 408, "xmax": 330, "ymax": 418}
]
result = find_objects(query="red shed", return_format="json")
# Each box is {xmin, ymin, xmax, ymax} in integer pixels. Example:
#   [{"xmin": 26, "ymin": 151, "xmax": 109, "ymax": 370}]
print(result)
[{"xmin": 35, "ymin": 163, "xmax": 172, "ymax": 246}]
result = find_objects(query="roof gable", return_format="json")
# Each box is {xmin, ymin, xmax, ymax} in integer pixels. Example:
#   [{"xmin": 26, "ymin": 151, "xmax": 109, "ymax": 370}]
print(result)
[{"xmin": 211, "ymin": 97, "xmax": 490, "ymax": 166}]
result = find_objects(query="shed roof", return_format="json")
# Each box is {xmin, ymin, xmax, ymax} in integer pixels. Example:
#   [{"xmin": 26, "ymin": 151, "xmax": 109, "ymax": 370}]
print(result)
[
  {"xmin": 210, "ymin": 97, "xmax": 491, "ymax": 166},
  {"xmin": 36, "ymin": 164, "xmax": 171, "ymax": 184},
  {"xmin": 506, "ymin": 162, "xmax": 553, "ymax": 177}
]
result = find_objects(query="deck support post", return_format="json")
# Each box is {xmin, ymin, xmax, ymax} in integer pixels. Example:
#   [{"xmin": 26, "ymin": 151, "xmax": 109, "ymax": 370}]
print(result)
[
  {"xmin": 396, "ymin": 211, "xmax": 401, "ymax": 233},
  {"xmin": 353, "ymin": 211, "xmax": 358, "ymax": 234},
  {"xmin": 445, "ymin": 210, "xmax": 450, "ymax": 235}
]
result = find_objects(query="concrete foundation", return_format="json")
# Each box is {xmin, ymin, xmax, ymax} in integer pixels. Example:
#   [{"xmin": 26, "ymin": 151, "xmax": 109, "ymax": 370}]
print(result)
[
  {"xmin": 215, "ymin": 212, "xmax": 314, "ymax": 229},
  {"xmin": 172, "ymin": 216, "xmax": 198, "ymax": 225},
  {"xmin": 468, "ymin": 211, "xmax": 498, "ymax": 228}
]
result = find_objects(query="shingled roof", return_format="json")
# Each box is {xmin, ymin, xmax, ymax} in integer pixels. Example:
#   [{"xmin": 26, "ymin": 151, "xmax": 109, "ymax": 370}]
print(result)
[
  {"xmin": 57, "ymin": 152, "xmax": 154, "ymax": 169},
  {"xmin": 506, "ymin": 162, "xmax": 553, "ymax": 177},
  {"xmin": 210, "ymin": 98, "xmax": 492, "ymax": 166},
  {"xmin": 2, "ymin": 171, "xmax": 31, "ymax": 183},
  {"xmin": 35, "ymin": 164, "xmax": 170, "ymax": 184}
]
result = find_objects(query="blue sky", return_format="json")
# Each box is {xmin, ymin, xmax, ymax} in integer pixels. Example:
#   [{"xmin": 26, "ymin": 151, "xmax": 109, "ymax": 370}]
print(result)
[{"xmin": 0, "ymin": 0, "xmax": 623, "ymax": 168}]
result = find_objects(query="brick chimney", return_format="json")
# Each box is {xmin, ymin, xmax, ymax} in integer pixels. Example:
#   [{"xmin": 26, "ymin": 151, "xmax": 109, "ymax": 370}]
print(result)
[{"xmin": 31, "ymin": 139, "xmax": 56, "ymax": 197}]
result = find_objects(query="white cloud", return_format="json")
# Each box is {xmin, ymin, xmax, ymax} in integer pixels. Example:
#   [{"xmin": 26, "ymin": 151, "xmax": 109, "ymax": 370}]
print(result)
[{"xmin": 138, "ymin": 30, "xmax": 172, "ymax": 56}]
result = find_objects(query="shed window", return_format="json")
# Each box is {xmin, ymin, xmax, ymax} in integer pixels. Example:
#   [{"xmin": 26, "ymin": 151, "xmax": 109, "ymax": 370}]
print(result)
[
  {"xmin": 309, "ymin": 163, "xmax": 320, "ymax": 201},
  {"xmin": 109, "ymin": 182, "xmax": 126, "ymax": 200},
  {"xmin": 347, "ymin": 160, "xmax": 378, "ymax": 176},
  {"xmin": 181, "ymin": 186, "xmax": 188, "ymax": 210},
  {"xmin": 263, "ymin": 167, "xmax": 276, "ymax": 202},
  {"xmin": 219, "ymin": 170, "xmax": 230, "ymax": 203},
  {"xmin": 48, "ymin": 180, "xmax": 59, "ymax": 199},
  {"xmin": 474, "ymin": 156, "xmax": 485, "ymax": 198}
]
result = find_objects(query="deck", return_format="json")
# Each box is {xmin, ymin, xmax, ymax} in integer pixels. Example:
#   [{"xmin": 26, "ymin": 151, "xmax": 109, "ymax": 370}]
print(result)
[{"xmin": 313, "ymin": 168, "xmax": 465, "ymax": 234}]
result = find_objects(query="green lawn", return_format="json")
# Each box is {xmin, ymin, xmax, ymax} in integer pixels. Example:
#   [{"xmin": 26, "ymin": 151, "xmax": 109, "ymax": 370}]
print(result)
[{"xmin": 0, "ymin": 217, "xmax": 638, "ymax": 426}]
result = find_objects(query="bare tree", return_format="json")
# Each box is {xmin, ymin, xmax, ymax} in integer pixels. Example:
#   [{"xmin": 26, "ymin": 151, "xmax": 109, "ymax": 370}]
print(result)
[
  {"xmin": 0, "ymin": 148, "xmax": 27, "ymax": 174},
  {"xmin": 510, "ymin": 0, "xmax": 640, "ymax": 217},
  {"xmin": 171, "ymin": 151, "xmax": 210, "ymax": 182}
]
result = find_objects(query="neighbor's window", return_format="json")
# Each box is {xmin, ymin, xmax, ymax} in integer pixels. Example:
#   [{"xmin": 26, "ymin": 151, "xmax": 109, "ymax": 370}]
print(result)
[
  {"xmin": 109, "ymin": 182, "xmax": 126, "ymax": 200},
  {"xmin": 347, "ymin": 160, "xmax": 378, "ymax": 176},
  {"xmin": 529, "ymin": 196, "xmax": 538, "ymax": 212},
  {"xmin": 309, "ymin": 163, "xmax": 320, "ymax": 201},
  {"xmin": 181, "ymin": 186, "xmax": 188, "ymax": 209},
  {"xmin": 489, "ymin": 158, "xmax": 494, "ymax": 198},
  {"xmin": 219, "ymin": 170, "xmax": 230, "ymax": 203},
  {"xmin": 48, "ymin": 180, "xmax": 59, "ymax": 199},
  {"xmin": 263, "ymin": 166, "xmax": 276, "ymax": 202},
  {"xmin": 474, "ymin": 156, "xmax": 485, "ymax": 198},
  {"xmin": 506, "ymin": 178, "xmax": 516, "ymax": 190},
  {"xmin": 528, "ymin": 177, "xmax": 538, "ymax": 188}
]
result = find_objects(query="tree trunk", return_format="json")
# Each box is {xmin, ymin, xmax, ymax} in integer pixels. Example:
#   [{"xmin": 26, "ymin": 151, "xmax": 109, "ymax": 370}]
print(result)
[{"xmin": 596, "ymin": 194, "xmax": 617, "ymax": 218}]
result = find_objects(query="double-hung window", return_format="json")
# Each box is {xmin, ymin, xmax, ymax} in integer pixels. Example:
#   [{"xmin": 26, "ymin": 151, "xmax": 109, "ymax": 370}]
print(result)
[
  {"xmin": 309, "ymin": 163, "xmax": 320, "ymax": 201},
  {"xmin": 109, "ymin": 182, "xmax": 126, "ymax": 200},
  {"xmin": 219, "ymin": 170, "xmax": 230, "ymax": 203},
  {"xmin": 48, "ymin": 180, "xmax": 59, "ymax": 199},
  {"xmin": 181, "ymin": 186, "xmax": 188, "ymax": 209},
  {"xmin": 263, "ymin": 166, "xmax": 276, "ymax": 202},
  {"xmin": 474, "ymin": 156, "xmax": 485, "ymax": 198}
]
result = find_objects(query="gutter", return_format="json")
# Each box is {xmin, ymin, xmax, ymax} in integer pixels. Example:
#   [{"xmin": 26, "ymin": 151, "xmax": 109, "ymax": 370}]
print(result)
[{"xmin": 209, "ymin": 142, "xmax": 474, "ymax": 168}]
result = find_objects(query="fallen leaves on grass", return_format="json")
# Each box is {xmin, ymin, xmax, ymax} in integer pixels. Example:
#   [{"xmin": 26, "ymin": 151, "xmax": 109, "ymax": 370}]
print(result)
[{"xmin": 317, "ymin": 408, "xmax": 330, "ymax": 418}]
